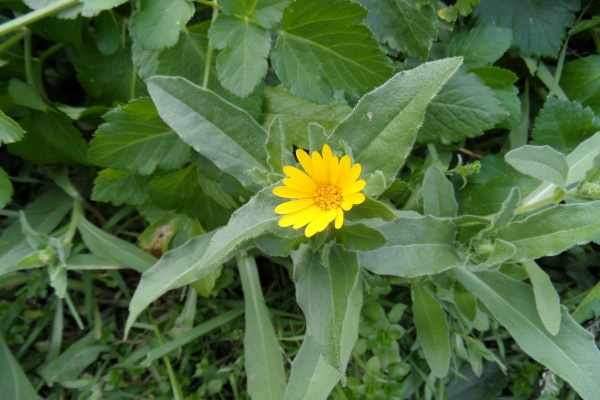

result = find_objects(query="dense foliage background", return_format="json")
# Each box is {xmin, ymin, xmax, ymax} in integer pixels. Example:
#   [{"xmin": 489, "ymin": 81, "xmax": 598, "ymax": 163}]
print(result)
[{"xmin": 1, "ymin": 0, "xmax": 600, "ymax": 399}]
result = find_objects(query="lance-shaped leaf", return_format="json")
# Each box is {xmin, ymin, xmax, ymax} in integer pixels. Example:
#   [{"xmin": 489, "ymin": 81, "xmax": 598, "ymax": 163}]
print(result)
[
  {"xmin": 328, "ymin": 57, "xmax": 462, "ymax": 195},
  {"xmin": 272, "ymin": 0, "xmax": 392, "ymax": 104},
  {"xmin": 147, "ymin": 76, "xmax": 269, "ymax": 192},
  {"xmin": 0, "ymin": 333, "xmax": 38, "ymax": 399},
  {"xmin": 292, "ymin": 244, "xmax": 362, "ymax": 377},
  {"xmin": 126, "ymin": 187, "xmax": 281, "ymax": 336},
  {"xmin": 451, "ymin": 268, "xmax": 600, "ymax": 400},
  {"xmin": 359, "ymin": 215, "xmax": 460, "ymax": 277},
  {"xmin": 237, "ymin": 253, "xmax": 286, "ymax": 400},
  {"xmin": 505, "ymin": 145, "xmax": 569, "ymax": 188},
  {"xmin": 422, "ymin": 165, "xmax": 458, "ymax": 218},
  {"xmin": 412, "ymin": 282, "xmax": 450, "ymax": 378},
  {"xmin": 522, "ymin": 260, "xmax": 562, "ymax": 335},
  {"xmin": 496, "ymin": 201, "xmax": 600, "ymax": 261}
]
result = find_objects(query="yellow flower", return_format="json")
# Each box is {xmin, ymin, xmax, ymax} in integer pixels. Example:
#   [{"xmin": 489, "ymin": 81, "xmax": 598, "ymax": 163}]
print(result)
[{"xmin": 273, "ymin": 144, "xmax": 366, "ymax": 237}]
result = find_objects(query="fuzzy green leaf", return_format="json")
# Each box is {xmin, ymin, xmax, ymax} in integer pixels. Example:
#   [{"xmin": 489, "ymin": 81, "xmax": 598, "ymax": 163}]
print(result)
[
  {"xmin": 422, "ymin": 165, "xmax": 458, "ymax": 218},
  {"xmin": 0, "ymin": 333, "xmax": 39, "ymax": 399},
  {"xmin": 446, "ymin": 25, "xmax": 512, "ymax": 67},
  {"xmin": 333, "ymin": 223, "xmax": 387, "ymax": 252},
  {"xmin": 129, "ymin": 0, "xmax": 194, "ymax": 50},
  {"xmin": 522, "ymin": 260, "xmax": 562, "ymax": 336},
  {"xmin": 505, "ymin": 145, "xmax": 569, "ymax": 187}
]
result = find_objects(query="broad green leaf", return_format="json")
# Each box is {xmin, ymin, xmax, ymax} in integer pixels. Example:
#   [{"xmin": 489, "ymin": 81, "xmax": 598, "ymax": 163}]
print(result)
[
  {"xmin": 91, "ymin": 169, "xmax": 152, "ymax": 206},
  {"xmin": 359, "ymin": 215, "xmax": 460, "ymax": 277},
  {"xmin": 452, "ymin": 268, "xmax": 600, "ymax": 400},
  {"xmin": 93, "ymin": 10, "xmax": 122, "ymax": 55},
  {"xmin": 505, "ymin": 145, "xmax": 569, "ymax": 187},
  {"xmin": 344, "ymin": 196, "xmax": 396, "ymax": 223},
  {"xmin": 237, "ymin": 253, "xmax": 286, "ymax": 400},
  {"xmin": 292, "ymin": 244, "xmax": 362, "ymax": 377},
  {"xmin": 0, "ymin": 168, "xmax": 12, "ymax": 209},
  {"xmin": 474, "ymin": 0, "xmax": 579, "ymax": 58},
  {"xmin": 129, "ymin": 0, "xmax": 194, "ymax": 50},
  {"xmin": 419, "ymin": 70, "xmax": 506, "ymax": 144},
  {"xmin": 522, "ymin": 260, "xmax": 561, "ymax": 335},
  {"xmin": 272, "ymin": 0, "xmax": 392, "ymax": 103},
  {"xmin": 260, "ymin": 86, "xmax": 352, "ymax": 149},
  {"xmin": 126, "ymin": 187, "xmax": 281, "ymax": 336},
  {"xmin": 7, "ymin": 79, "xmax": 48, "ymax": 112},
  {"xmin": 284, "ymin": 336, "xmax": 341, "ymax": 400},
  {"xmin": 209, "ymin": 15, "xmax": 271, "ymax": 97},
  {"xmin": 470, "ymin": 66, "xmax": 521, "ymax": 130},
  {"xmin": 422, "ymin": 165, "xmax": 457, "ymax": 218},
  {"xmin": 82, "ymin": 0, "xmax": 129, "ymax": 16},
  {"xmin": 147, "ymin": 76, "xmax": 269, "ymax": 192},
  {"xmin": 333, "ymin": 223, "xmax": 387, "ymax": 252},
  {"xmin": 496, "ymin": 202, "xmax": 600, "ymax": 261},
  {"xmin": 329, "ymin": 57, "xmax": 462, "ymax": 192},
  {"xmin": 412, "ymin": 282, "xmax": 450, "ymax": 378},
  {"xmin": 254, "ymin": 233, "xmax": 304, "ymax": 257},
  {"xmin": 0, "ymin": 333, "xmax": 38, "ymax": 400},
  {"xmin": 446, "ymin": 25, "xmax": 512, "ymax": 68},
  {"xmin": 0, "ymin": 109, "xmax": 25, "ymax": 144},
  {"xmin": 88, "ymin": 98, "xmax": 190, "ymax": 175},
  {"xmin": 77, "ymin": 217, "xmax": 156, "ymax": 273},
  {"xmin": 531, "ymin": 97, "xmax": 597, "ymax": 154},
  {"xmin": 357, "ymin": 0, "xmax": 437, "ymax": 59},
  {"xmin": 561, "ymin": 55, "xmax": 600, "ymax": 114},
  {"xmin": 7, "ymin": 112, "xmax": 88, "ymax": 166},
  {"xmin": 219, "ymin": 0, "xmax": 290, "ymax": 28}
]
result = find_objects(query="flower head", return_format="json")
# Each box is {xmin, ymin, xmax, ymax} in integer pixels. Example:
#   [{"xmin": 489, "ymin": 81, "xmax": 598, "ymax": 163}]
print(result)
[{"xmin": 273, "ymin": 144, "xmax": 366, "ymax": 237}]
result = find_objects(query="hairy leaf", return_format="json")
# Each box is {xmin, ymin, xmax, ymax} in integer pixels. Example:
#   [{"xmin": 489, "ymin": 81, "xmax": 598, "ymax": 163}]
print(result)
[
  {"xmin": 522, "ymin": 260, "xmax": 561, "ymax": 335},
  {"xmin": 422, "ymin": 165, "xmax": 458, "ymax": 218},
  {"xmin": 505, "ymin": 145, "xmax": 569, "ymax": 187}
]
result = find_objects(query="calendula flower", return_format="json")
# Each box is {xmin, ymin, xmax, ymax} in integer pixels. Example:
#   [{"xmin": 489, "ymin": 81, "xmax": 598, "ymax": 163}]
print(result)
[{"xmin": 273, "ymin": 144, "xmax": 366, "ymax": 237}]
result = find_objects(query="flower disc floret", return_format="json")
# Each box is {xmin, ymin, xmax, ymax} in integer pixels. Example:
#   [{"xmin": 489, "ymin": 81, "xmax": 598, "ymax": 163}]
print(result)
[{"xmin": 273, "ymin": 144, "xmax": 366, "ymax": 237}]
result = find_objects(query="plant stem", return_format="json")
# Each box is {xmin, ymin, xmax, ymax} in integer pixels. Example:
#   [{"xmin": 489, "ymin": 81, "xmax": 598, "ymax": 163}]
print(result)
[
  {"xmin": 0, "ymin": 32, "xmax": 23, "ymax": 53},
  {"xmin": 151, "ymin": 320, "xmax": 185, "ymax": 400},
  {"xmin": 202, "ymin": 2, "xmax": 219, "ymax": 88},
  {"xmin": 427, "ymin": 143, "xmax": 440, "ymax": 163},
  {"xmin": 0, "ymin": 0, "xmax": 79, "ymax": 37},
  {"xmin": 130, "ymin": 64, "xmax": 138, "ymax": 100},
  {"xmin": 23, "ymin": 27, "xmax": 34, "ymax": 85}
]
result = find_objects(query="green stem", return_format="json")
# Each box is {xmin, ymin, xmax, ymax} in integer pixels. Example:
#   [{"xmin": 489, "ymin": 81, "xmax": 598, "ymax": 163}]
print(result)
[
  {"xmin": 202, "ymin": 2, "xmax": 219, "ymax": 88},
  {"xmin": 64, "ymin": 290, "xmax": 85, "ymax": 330},
  {"xmin": 547, "ymin": 37, "xmax": 569, "ymax": 99},
  {"xmin": 592, "ymin": 28, "xmax": 600, "ymax": 53},
  {"xmin": 0, "ymin": 0, "xmax": 79, "ymax": 37},
  {"xmin": 130, "ymin": 64, "xmax": 138, "ymax": 100},
  {"xmin": 63, "ymin": 196, "xmax": 83, "ymax": 245},
  {"xmin": 23, "ymin": 28, "xmax": 34, "ymax": 85},
  {"xmin": 0, "ymin": 32, "xmax": 23, "ymax": 53},
  {"xmin": 150, "ymin": 320, "xmax": 185, "ymax": 400},
  {"xmin": 38, "ymin": 42, "xmax": 64, "ymax": 63}
]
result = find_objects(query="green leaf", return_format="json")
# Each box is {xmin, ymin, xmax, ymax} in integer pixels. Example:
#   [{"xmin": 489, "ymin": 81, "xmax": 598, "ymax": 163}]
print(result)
[
  {"xmin": 237, "ymin": 253, "xmax": 287, "ymax": 400},
  {"xmin": 522, "ymin": 260, "xmax": 561, "ymax": 336},
  {"xmin": 569, "ymin": 16, "xmax": 600, "ymax": 35},
  {"xmin": 329, "ymin": 57, "xmax": 462, "ymax": 193},
  {"xmin": 7, "ymin": 79, "xmax": 48, "ymax": 112},
  {"xmin": 0, "ymin": 168, "xmax": 12, "ymax": 209},
  {"xmin": 292, "ymin": 244, "xmax": 362, "ymax": 377},
  {"xmin": 412, "ymin": 282, "xmax": 450, "ymax": 378},
  {"xmin": 0, "ymin": 333, "xmax": 38, "ymax": 400},
  {"xmin": 446, "ymin": 25, "xmax": 512, "ymax": 68},
  {"xmin": 0, "ymin": 109, "xmax": 25, "ymax": 144},
  {"xmin": 91, "ymin": 169, "xmax": 152, "ymax": 206},
  {"xmin": 357, "ymin": 0, "xmax": 438, "ymax": 59},
  {"xmin": 505, "ymin": 145, "xmax": 569, "ymax": 187},
  {"xmin": 77, "ymin": 217, "xmax": 156, "ymax": 273},
  {"xmin": 422, "ymin": 165, "xmax": 457, "ymax": 218},
  {"xmin": 126, "ymin": 187, "xmax": 281, "ymax": 336},
  {"xmin": 438, "ymin": 0, "xmax": 479, "ymax": 22},
  {"xmin": 7, "ymin": 112, "xmax": 88, "ymax": 166},
  {"xmin": 470, "ymin": 238, "xmax": 516, "ymax": 270},
  {"xmin": 344, "ymin": 196, "xmax": 396, "ymax": 223},
  {"xmin": 254, "ymin": 233, "xmax": 304, "ymax": 257},
  {"xmin": 470, "ymin": 66, "xmax": 521, "ymax": 130},
  {"xmin": 486, "ymin": 187, "xmax": 521, "ymax": 232},
  {"xmin": 88, "ymin": 98, "xmax": 190, "ymax": 174},
  {"xmin": 419, "ymin": 70, "xmax": 506, "ymax": 144},
  {"xmin": 359, "ymin": 215, "xmax": 460, "ymax": 277},
  {"xmin": 333, "ymin": 223, "xmax": 387, "ymax": 252},
  {"xmin": 266, "ymin": 116, "xmax": 292, "ymax": 174},
  {"xmin": 473, "ymin": 0, "xmax": 579, "ymax": 58},
  {"xmin": 147, "ymin": 76, "xmax": 269, "ymax": 192},
  {"xmin": 561, "ymin": 55, "xmax": 600, "ymax": 115},
  {"xmin": 272, "ymin": 0, "xmax": 392, "ymax": 103},
  {"xmin": 93, "ymin": 11, "xmax": 122, "ymax": 55},
  {"xmin": 284, "ymin": 336, "xmax": 340, "ymax": 400},
  {"xmin": 260, "ymin": 86, "xmax": 352, "ymax": 149},
  {"xmin": 129, "ymin": 0, "xmax": 194, "ymax": 50},
  {"xmin": 496, "ymin": 202, "xmax": 600, "ymax": 261},
  {"xmin": 82, "ymin": 0, "xmax": 129, "ymax": 16},
  {"xmin": 219, "ymin": 0, "xmax": 290, "ymax": 28},
  {"xmin": 451, "ymin": 268, "xmax": 600, "ymax": 400},
  {"xmin": 531, "ymin": 97, "xmax": 597, "ymax": 154},
  {"xmin": 453, "ymin": 285, "xmax": 477, "ymax": 321},
  {"xmin": 209, "ymin": 15, "xmax": 271, "ymax": 97}
]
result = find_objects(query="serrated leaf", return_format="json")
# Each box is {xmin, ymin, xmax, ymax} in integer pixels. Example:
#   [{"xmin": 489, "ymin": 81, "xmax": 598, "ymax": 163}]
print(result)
[
  {"xmin": 446, "ymin": 25, "xmax": 512, "ymax": 68},
  {"xmin": 272, "ymin": 0, "xmax": 392, "ymax": 103},
  {"xmin": 496, "ymin": 202, "xmax": 600, "ymax": 261},
  {"xmin": 531, "ymin": 97, "xmax": 597, "ymax": 154},
  {"xmin": 359, "ymin": 215, "xmax": 460, "ymax": 277},
  {"xmin": 333, "ymin": 223, "xmax": 386, "ymax": 252},
  {"xmin": 292, "ymin": 244, "xmax": 362, "ymax": 377},
  {"xmin": 412, "ymin": 282, "xmax": 450, "ymax": 378},
  {"xmin": 129, "ymin": 0, "xmax": 194, "ymax": 50},
  {"xmin": 422, "ymin": 165, "xmax": 457, "ymax": 218},
  {"xmin": 357, "ymin": 0, "xmax": 437, "ymax": 59},
  {"xmin": 126, "ymin": 186, "xmax": 281, "ymax": 336},
  {"xmin": 419, "ymin": 70, "xmax": 506, "ymax": 144},
  {"xmin": 329, "ymin": 58, "xmax": 462, "ymax": 193},
  {"xmin": 209, "ymin": 15, "xmax": 271, "ymax": 97},
  {"xmin": 474, "ymin": 0, "xmax": 579, "ymax": 58},
  {"xmin": 470, "ymin": 66, "xmax": 521, "ymax": 130},
  {"xmin": 451, "ymin": 268, "xmax": 600, "ymax": 400},
  {"xmin": 0, "ymin": 168, "xmax": 12, "ymax": 209},
  {"xmin": 147, "ymin": 76, "xmax": 269, "ymax": 192},
  {"xmin": 220, "ymin": 0, "xmax": 290, "ymax": 28},
  {"xmin": 91, "ymin": 169, "xmax": 152, "ymax": 206},
  {"xmin": 505, "ymin": 145, "xmax": 569, "ymax": 187},
  {"xmin": 0, "ymin": 332, "xmax": 38, "ymax": 400},
  {"xmin": 522, "ymin": 260, "xmax": 561, "ymax": 335},
  {"xmin": 0, "ymin": 109, "xmax": 25, "ymax": 144},
  {"xmin": 561, "ymin": 55, "xmax": 600, "ymax": 115},
  {"xmin": 89, "ymin": 98, "xmax": 190, "ymax": 174}
]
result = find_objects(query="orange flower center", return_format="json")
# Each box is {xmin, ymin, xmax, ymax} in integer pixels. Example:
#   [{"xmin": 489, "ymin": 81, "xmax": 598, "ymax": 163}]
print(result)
[{"xmin": 314, "ymin": 184, "xmax": 342, "ymax": 210}]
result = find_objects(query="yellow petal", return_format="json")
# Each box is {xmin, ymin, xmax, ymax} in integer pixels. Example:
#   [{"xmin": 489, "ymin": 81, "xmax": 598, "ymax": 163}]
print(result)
[
  {"xmin": 275, "ymin": 198, "xmax": 316, "ymax": 214},
  {"xmin": 282, "ymin": 177, "xmax": 317, "ymax": 193},
  {"xmin": 311, "ymin": 151, "xmax": 326, "ymax": 184},
  {"xmin": 339, "ymin": 163, "xmax": 362, "ymax": 188},
  {"xmin": 342, "ymin": 179, "xmax": 366, "ymax": 196},
  {"xmin": 330, "ymin": 156, "xmax": 339, "ymax": 187},
  {"xmin": 304, "ymin": 209, "xmax": 336, "ymax": 237},
  {"xmin": 283, "ymin": 166, "xmax": 317, "ymax": 188},
  {"xmin": 335, "ymin": 207, "xmax": 344, "ymax": 229},
  {"xmin": 321, "ymin": 144, "xmax": 332, "ymax": 182},
  {"xmin": 344, "ymin": 192, "xmax": 366, "ymax": 205},
  {"xmin": 296, "ymin": 149, "xmax": 321, "ymax": 183},
  {"xmin": 335, "ymin": 155, "xmax": 352, "ymax": 186},
  {"xmin": 292, "ymin": 205, "xmax": 322, "ymax": 229},
  {"xmin": 341, "ymin": 200, "xmax": 353, "ymax": 211},
  {"xmin": 273, "ymin": 186, "xmax": 314, "ymax": 199}
]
